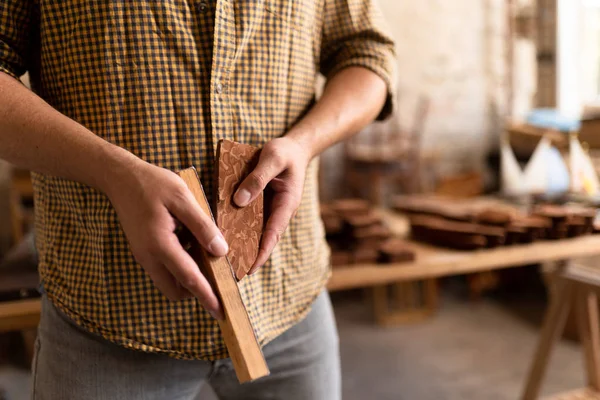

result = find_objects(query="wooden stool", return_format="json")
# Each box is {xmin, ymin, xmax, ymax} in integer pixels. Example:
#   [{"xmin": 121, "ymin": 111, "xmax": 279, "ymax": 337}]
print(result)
[{"xmin": 522, "ymin": 262, "xmax": 600, "ymax": 399}]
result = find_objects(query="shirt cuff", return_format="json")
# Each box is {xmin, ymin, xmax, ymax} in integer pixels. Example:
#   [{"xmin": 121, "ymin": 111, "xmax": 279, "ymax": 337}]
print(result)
[{"xmin": 0, "ymin": 60, "xmax": 25, "ymax": 82}]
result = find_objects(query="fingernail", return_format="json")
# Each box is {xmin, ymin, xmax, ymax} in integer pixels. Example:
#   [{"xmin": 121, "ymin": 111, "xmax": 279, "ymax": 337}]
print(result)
[
  {"xmin": 249, "ymin": 266, "xmax": 261, "ymax": 275},
  {"xmin": 208, "ymin": 235, "xmax": 229, "ymax": 256},
  {"xmin": 234, "ymin": 189, "xmax": 251, "ymax": 207},
  {"xmin": 209, "ymin": 307, "xmax": 225, "ymax": 320}
]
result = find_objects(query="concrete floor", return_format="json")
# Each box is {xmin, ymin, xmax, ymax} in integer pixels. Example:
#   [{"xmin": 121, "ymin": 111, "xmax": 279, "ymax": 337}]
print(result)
[
  {"xmin": 0, "ymin": 291, "xmax": 587, "ymax": 400},
  {"xmin": 335, "ymin": 293, "xmax": 584, "ymax": 400}
]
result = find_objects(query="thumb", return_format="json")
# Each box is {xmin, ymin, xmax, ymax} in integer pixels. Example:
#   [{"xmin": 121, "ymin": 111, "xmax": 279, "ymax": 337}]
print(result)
[{"xmin": 234, "ymin": 153, "xmax": 283, "ymax": 207}]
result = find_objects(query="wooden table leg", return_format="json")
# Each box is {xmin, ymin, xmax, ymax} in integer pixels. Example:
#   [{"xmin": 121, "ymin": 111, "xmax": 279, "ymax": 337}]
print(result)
[
  {"xmin": 371, "ymin": 280, "xmax": 439, "ymax": 326},
  {"xmin": 424, "ymin": 279, "xmax": 439, "ymax": 311},
  {"xmin": 372, "ymin": 285, "xmax": 389, "ymax": 325},
  {"xmin": 576, "ymin": 288, "xmax": 600, "ymax": 391},
  {"xmin": 393, "ymin": 282, "xmax": 415, "ymax": 308},
  {"xmin": 522, "ymin": 277, "xmax": 574, "ymax": 400}
]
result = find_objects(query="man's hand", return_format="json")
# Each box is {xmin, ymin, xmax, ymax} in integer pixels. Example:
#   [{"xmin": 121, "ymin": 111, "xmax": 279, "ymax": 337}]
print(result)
[
  {"xmin": 104, "ymin": 161, "xmax": 228, "ymax": 319},
  {"xmin": 234, "ymin": 137, "xmax": 311, "ymax": 275}
]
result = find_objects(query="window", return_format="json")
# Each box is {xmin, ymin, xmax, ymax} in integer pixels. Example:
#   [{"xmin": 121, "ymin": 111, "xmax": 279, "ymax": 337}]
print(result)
[{"xmin": 557, "ymin": 0, "xmax": 600, "ymax": 116}]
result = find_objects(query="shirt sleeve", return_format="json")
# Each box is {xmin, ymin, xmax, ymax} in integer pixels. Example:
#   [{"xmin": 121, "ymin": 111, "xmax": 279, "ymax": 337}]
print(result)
[
  {"xmin": 320, "ymin": 0, "xmax": 397, "ymax": 121},
  {"xmin": 0, "ymin": 0, "xmax": 34, "ymax": 80}
]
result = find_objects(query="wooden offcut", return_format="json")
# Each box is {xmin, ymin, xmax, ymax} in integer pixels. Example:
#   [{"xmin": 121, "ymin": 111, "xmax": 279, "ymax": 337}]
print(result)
[
  {"xmin": 216, "ymin": 140, "xmax": 263, "ymax": 281},
  {"xmin": 178, "ymin": 167, "xmax": 269, "ymax": 383}
]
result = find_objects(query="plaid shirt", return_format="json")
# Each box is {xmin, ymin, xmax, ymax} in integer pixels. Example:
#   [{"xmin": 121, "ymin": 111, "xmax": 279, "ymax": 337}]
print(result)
[{"xmin": 0, "ymin": 1, "xmax": 395, "ymax": 360}]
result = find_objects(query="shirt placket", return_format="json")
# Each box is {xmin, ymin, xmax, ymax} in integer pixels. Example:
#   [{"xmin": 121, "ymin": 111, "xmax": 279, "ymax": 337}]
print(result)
[{"xmin": 210, "ymin": 0, "xmax": 236, "ymax": 150}]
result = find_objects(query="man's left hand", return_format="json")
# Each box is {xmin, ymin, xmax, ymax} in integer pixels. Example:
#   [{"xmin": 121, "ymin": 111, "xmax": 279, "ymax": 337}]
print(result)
[{"xmin": 233, "ymin": 136, "xmax": 311, "ymax": 275}]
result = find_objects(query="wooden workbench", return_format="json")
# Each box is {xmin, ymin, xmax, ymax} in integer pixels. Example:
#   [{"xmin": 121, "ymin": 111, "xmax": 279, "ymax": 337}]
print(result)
[
  {"xmin": 327, "ymin": 235, "xmax": 600, "ymax": 291},
  {"xmin": 328, "ymin": 208, "xmax": 600, "ymax": 292},
  {"xmin": 0, "ymin": 298, "xmax": 41, "ymax": 333}
]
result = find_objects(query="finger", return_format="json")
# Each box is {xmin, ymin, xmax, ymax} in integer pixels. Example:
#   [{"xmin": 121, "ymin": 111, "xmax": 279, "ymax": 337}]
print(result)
[
  {"xmin": 169, "ymin": 187, "xmax": 229, "ymax": 257},
  {"xmin": 160, "ymin": 234, "xmax": 224, "ymax": 319},
  {"xmin": 249, "ymin": 193, "xmax": 297, "ymax": 274},
  {"xmin": 234, "ymin": 151, "xmax": 284, "ymax": 207},
  {"xmin": 144, "ymin": 262, "xmax": 187, "ymax": 301},
  {"xmin": 175, "ymin": 281, "xmax": 194, "ymax": 299}
]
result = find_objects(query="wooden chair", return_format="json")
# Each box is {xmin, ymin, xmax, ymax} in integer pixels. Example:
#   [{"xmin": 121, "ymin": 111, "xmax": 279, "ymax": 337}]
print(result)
[
  {"xmin": 344, "ymin": 95, "xmax": 431, "ymax": 206},
  {"xmin": 343, "ymin": 96, "xmax": 436, "ymax": 325},
  {"xmin": 522, "ymin": 262, "xmax": 600, "ymax": 399}
]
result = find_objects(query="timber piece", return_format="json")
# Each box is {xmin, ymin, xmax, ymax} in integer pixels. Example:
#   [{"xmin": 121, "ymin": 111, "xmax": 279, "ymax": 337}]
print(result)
[
  {"xmin": 567, "ymin": 216, "xmax": 588, "ymax": 238},
  {"xmin": 511, "ymin": 215, "xmax": 552, "ymax": 242},
  {"xmin": 473, "ymin": 208, "xmax": 517, "ymax": 226},
  {"xmin": 331, "ymin": 198, "xmax": 371, "ymax": 217},
  {"xmin": 391, "ymin": 195, "xmax": 472, "ymax": 222},
  {"xmin": 409, "ymin": 216, "xmax": 487, "ymax": 250},
  {"xmin": 322, "ymin": 215, "xmax": 343, "ymax": 235},
  {"xmin": 354, "ymin": 237, "xmax": 386, "ymax": 250},
  {"xmin": 344, "ymin": 211, "xmax": 382, "ymax": 229},
  {"xmin": 566, "ymin": 207, "xmax": 596, "ymax": 234},
  {"xmin": 506, "ymin": 224, "xmax": 528, "ymax": 245},
  {"xmin": 319, "ymin": 203, "xmax": 335, "ymax": 218},
  {"xmin": 178, "ymin": 168, "xmax": 269, "ymax": 383},
  {"xmin": 533, "ymin": 205, "xmax": 596, "ymax": 238},
  {"xmin": 411, "ymin": 224, "xmax": 486, "ymax": 250},
  {"xmin": 331, "ymin": 251, "xmax": 353, "ymax": 267},
  {"xmin": 378, "ymin": 238, "xmax": 416, "ymax": 263},
  {"xmin": 216, "ymin": 140, "xmax": 263, "ymax": 281},
  {"xmin": 353, "ymin": 223, "xmax": 392, "ymax": 241},
  {"xmin": 353, "ymin": 247, "xmax": 379, "ymax": 264},
  {"xmin": 410, "ymin": 215, "xmax": 505, "ymax": 248},
  {"xmin": 533, "ymin": 204, "xmax": 571, "ymax": 222},
  {"xmin": 548, "ymin": 222, "xmax": 569, "ymax": 240}
]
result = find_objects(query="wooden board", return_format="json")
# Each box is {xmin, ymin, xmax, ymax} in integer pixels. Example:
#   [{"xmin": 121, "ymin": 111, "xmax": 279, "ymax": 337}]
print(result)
[
  {"xmin": 216, "ymin": 140, "xmax": 263, "ymax": 281},
  {"xmin": 328, "ymin": 234, "xmax": 600, "ymax": 292},
  {"xmin": 178, "ymin": 168, "xmax": 269, "ymax": 383},
  {"xmin": 0, "ymin": 298, "xmax": 41, "ymax": 333}
]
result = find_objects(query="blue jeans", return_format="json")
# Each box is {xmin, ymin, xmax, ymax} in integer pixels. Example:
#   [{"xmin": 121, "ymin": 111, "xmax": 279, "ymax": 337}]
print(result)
[{"xmin": 31, "ymin": 291, "xmax": 340, "ymax": 400}]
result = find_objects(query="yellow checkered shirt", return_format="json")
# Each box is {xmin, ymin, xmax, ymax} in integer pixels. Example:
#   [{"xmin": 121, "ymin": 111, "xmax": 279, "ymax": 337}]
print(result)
[{"xmin": 0, "ymin": 0, "xmax": 395, "ymax": 360}]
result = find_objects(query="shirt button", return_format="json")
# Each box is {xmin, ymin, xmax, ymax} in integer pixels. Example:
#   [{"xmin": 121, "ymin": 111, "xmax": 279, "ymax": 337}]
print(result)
[
  {"xmin": 198, "ymin": 2, "xmax": 208, "ymax": 13},
  {"xmin": 216, "ymin": 83, "xmax": 223, "ymax": 94}
]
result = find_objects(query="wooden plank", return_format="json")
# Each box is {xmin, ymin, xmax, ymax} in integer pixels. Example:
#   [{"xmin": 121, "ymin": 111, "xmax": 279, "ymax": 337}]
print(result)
[
  {"xmin": 178, "ymin": 168, "xmax": 269, "ymax": 383},
  {"xmin": 0, "ymin": 298, "xmax": 41, "ymax": 333},
  {"xmin": 328, "ymin": 235, "xmax": 600, "ymax": 291}
]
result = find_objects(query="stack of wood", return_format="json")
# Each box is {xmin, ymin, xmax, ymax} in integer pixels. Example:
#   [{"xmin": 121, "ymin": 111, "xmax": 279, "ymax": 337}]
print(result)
[
  {"xmin": 531, "ymin": 204, "xmax": 596, "ymax": 239},
  {"xmin": 392, "ymin": 196, "xmax": 597, "ymax": 250},
  {"xmin": 321, "ymin": 199, "xmax": 415, "ymax": 267}
]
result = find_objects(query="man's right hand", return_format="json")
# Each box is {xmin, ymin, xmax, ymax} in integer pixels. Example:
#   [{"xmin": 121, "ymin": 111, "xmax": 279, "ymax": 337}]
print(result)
[{"xmin": 103, "ymin": 160, "xmax": 227, "ymax": 320}]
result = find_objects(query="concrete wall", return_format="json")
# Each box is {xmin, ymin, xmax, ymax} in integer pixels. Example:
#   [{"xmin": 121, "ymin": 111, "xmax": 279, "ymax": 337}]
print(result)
[
  {"xmin": 382, "ymin": 0, "xmax": 497, "ymax": 170},
  {"xmin": 319, "ymin": 0, "xmax": 537, "ymax": 201}
]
